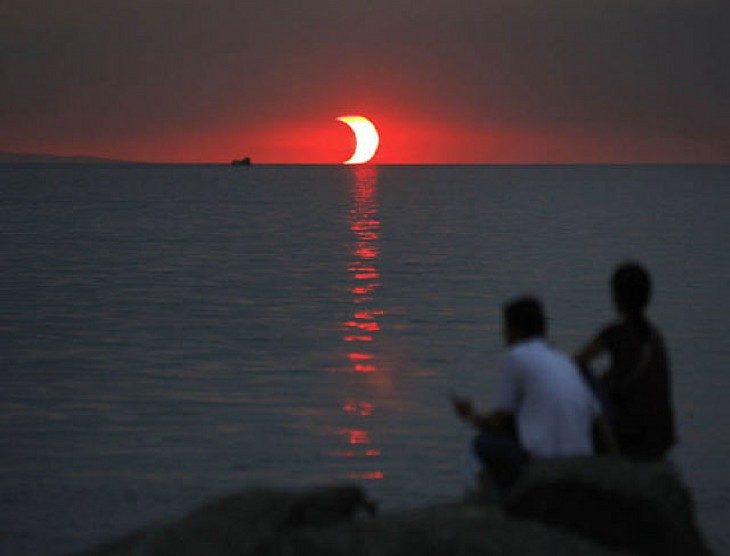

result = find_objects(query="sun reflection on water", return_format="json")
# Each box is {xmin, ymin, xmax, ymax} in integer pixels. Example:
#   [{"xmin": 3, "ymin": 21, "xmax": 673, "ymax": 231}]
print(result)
[{"xmin": 332, "ymin": 166, "xmax": 384, "ymax": 481}]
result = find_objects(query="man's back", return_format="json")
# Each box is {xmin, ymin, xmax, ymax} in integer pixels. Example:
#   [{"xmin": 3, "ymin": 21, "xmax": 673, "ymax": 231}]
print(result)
[{"xmin": 497, "ymin": 339, "xmax": 599, "ymax": 458}]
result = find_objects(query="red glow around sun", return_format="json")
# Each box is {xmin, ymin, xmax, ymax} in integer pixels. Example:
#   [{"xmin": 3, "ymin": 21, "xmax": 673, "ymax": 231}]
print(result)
[{"xmin": 17, "ymin": 103, "xmax": 720, "ymax": 164}]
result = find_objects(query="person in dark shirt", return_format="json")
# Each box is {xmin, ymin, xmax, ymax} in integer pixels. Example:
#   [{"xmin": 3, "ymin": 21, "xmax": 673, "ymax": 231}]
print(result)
[{"xmin": 576, "ymin": 262, "xmax": 676, "ymax": 460}]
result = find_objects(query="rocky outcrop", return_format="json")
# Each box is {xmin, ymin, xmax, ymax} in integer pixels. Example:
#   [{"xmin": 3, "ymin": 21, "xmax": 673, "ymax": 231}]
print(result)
[
  {"xmin": 78, "ymin": 490, "xmax": 619, "ymax": 556},
  {"xmin": 507, "ymin": 457, "xmax": 710, "ymax": 555},
  {"xmin": 77, "ymin": 459, "xmax": 709, "ymax": 556},
  {"xmin": 265, "ymin": 503, "xmax": 625, "ymax": 556}
]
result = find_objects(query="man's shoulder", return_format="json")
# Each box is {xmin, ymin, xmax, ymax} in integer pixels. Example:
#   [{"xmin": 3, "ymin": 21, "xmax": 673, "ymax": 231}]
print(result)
[
  {"xmin": 508, "ymin": 338, "xmax": 554, "ymax": 355},
  {"xmin": 506, "ymin": 338, "xmax": 539, "ymax": 358},
  {"xmin": 507, "ymin": 339, "xmax": 577, "ymax": 373},
  {"xmin": 507, "ymin": 339, "xmax": 558, "ymax": 365}
]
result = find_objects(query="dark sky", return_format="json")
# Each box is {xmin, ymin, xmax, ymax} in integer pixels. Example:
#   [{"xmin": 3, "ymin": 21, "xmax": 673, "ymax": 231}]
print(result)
[{"xmin": 1, "ymin": 0, "xmax": 728, "ymax": 162}]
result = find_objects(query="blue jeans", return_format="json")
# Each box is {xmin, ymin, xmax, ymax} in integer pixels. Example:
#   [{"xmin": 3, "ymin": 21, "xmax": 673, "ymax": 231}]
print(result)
[{"xmin": 473, "ymin": 431, "xmax": 529, "ymax": 493}]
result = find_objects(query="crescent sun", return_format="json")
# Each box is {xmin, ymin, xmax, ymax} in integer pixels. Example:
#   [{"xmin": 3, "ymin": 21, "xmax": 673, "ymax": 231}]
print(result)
[{"xmin": 337, "ymin": 115, "xmax": 380, "ymax": 164}]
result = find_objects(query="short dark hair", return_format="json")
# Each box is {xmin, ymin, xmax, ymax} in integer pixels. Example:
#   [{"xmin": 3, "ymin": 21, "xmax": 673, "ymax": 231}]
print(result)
[
  {"xmin": 503, "ymin": 297, "xmax": 546, "ymax": 339},
  {"xmin": 612, "ymin": 262, "xmax": 651, "ymax": 316}
]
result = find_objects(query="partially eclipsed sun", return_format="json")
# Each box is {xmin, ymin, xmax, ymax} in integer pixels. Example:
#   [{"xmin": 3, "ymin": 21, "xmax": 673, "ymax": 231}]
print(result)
[{"xmin": 337, "ymin": 115, "xmax": 379, "ymax": 164}]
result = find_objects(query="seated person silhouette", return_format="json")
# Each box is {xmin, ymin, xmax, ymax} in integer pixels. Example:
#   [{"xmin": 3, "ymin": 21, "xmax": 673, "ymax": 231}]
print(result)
[
  {"xmin": 453, "ymin": 297, "xmax": 614, "ymax": 497},
  {"xmin": 575, "ymin": 262, "xmax": 676, "ymax": 461}
]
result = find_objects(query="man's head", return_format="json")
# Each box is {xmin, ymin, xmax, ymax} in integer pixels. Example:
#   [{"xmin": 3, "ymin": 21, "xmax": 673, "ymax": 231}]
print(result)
[
  {"xmin": 612, "ymin": 262, "xmax": 651, "ymax": 318},
  {"xmin": 502, "ymin": 297, "xmax": 546, "ymax": 345}
]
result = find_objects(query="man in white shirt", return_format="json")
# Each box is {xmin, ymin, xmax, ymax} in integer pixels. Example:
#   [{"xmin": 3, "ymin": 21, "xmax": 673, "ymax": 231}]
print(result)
[{"xmin": 453, "ymin": 297, "xmax": 614, "ymax": 494}]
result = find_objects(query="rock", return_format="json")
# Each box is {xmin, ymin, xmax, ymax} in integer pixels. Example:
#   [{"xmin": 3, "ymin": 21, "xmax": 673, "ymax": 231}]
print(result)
[
  {"xmin": 77, "ymin": 462, "xmax": 710, "ymax": 556},
  {"xmin": 77, "ymin": 486, "xmax": 376, "ymax": 556},
  {"xmin": 76, "ymin": 486, "xmax": 621, "ymax": 556},
  {"xmin": 75, "ymin": 489, "xmax": 293, "ymax": 556},
  {"xmin": 268, "ymin": 504, "xmax": 624, "ymax": 556},
  {"xmin": 282, "ymin": 484, "xmax": 377, "ymax": 529},
  {"xmin": 506, "ymin": 456, "xmax": 710, "ymax": 555}
]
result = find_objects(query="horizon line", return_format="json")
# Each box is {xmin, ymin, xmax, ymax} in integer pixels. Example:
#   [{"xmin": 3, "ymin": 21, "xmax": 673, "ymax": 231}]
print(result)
[
  {"xmin": 2, "ymin": 161, "xmax": 729, "ymax": 167},
  {"xmin": 2, "ymin": 150, "xmax": 729, "ymax": 166}
]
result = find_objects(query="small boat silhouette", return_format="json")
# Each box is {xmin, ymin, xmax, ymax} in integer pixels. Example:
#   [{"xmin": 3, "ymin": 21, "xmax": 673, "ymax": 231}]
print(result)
[{"xmin": 231, "ymin": 157, "xmax": 252, "ymax": 166}]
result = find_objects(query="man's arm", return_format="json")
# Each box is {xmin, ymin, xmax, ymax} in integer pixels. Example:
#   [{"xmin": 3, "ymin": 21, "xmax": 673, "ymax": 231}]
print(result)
[
  {"xmin": 575, "ymin": 335, "xmax": 604, "ymax": 366},
  {"xmin": 452, "ymin": 396, "xmax": 515, "ymax": 433},
  {"xmin": 453, "ymin": 354, "xmax": 519, "ymax": 435}
]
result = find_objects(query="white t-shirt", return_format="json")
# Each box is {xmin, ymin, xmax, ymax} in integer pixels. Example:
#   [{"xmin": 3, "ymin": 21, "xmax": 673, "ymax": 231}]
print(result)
[{"xmin": 495, "ymin": 338, "xmax": 600, "ymax": 459}]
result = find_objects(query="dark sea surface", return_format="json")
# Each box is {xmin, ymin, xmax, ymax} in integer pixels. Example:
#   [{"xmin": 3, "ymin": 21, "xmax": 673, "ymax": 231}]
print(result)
[{"xmin": 1, "ymin": 164, "xmax": 728, "ymax": 554}]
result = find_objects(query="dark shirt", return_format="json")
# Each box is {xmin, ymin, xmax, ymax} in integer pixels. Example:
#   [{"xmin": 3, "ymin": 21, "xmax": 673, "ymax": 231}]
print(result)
[{"xmin": 599, "ymin": 319, "xmax": 676, "ymax": 459}]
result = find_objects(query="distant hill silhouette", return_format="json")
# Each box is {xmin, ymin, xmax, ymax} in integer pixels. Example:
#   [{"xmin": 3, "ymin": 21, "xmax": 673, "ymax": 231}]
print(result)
[{"xmin": 0, "ymin": 152, "xmax": 139, "ymax": 164}]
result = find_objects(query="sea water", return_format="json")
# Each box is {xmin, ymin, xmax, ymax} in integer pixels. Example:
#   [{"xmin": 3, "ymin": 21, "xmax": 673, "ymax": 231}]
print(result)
[{"xmin": 1, "ymin": 164, "xmax": 728, "ymax": 554}]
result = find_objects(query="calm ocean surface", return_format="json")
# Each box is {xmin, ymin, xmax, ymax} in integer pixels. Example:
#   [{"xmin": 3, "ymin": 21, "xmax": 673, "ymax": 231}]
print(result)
[{"xmin": 1, "ymin": 164, "xmax": 729, "ymax": 554}]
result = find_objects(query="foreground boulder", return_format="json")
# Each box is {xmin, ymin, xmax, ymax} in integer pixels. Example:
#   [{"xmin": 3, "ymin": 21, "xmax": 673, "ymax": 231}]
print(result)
[
  {"xmin": 78, "ymin": 485, "xmax": 620, "ymax": 556},
  {"xmin": 77, "ymin": 488, "xmax": 295, "ymax": 556},
  {"xmin": 263, "ymin": 503, "xmax": 623, "ymax": 556},
  {"xmin": 77, "ymin": 459, "xmax": 709, "ymax": 556},
  {"xmin": 506, "ymin": 457, "xmax": 710, "ymax": 555}
]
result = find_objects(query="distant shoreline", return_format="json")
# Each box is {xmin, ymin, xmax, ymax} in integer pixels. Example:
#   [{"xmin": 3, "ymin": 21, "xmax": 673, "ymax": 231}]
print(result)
[{"xmin": 0, "ymin": 152, "xmax": 142, "ymax": 164}]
